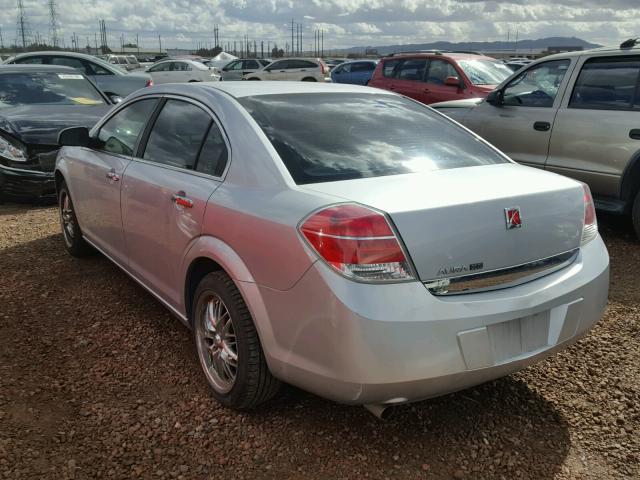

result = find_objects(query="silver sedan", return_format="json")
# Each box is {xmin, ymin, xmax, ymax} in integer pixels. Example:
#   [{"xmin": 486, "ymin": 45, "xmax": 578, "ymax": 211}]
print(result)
[{"xmin": 54, "ymin": 82, "xmax": 609, "ymax": 415}]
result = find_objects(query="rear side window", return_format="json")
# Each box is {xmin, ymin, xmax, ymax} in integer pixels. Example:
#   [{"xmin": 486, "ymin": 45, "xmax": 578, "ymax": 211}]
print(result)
[
  {"xmin": 569, "ymin": 56, "xmax": 640, "ymax": 111},
  {"xmin": 143, "ymin": 100, "xmax": 211, "ymax": 170},
  {"xmin": 50, "ymin": 56, "xmax": 86, "ymax": 73},
  {"xmin": 238, "ymin": 93, "xmax": 508, "ymax": 184},
  {"xmin": 196, "ymin": 123, "xmax": 228, "ymax": 176},
  {"xmin": 351, "ymin": 62, "xmax": 375, "ymax": 72},
  {"xmin": 382, "ymin": 60, "xmax": 400, "ymax": 77},
  {"xmin": 98, "ymin": 99, "xmax": 157, "ymax": 156},
  {"xmin": 396, "ymin": 59, "xmax": 427, "ymax": 81}
]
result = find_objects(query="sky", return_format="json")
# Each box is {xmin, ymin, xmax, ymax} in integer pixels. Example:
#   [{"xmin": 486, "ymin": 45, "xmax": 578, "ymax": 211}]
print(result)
[{"xmin": 2, "ymin": 0, "xmax": 639, "ymax": 52}]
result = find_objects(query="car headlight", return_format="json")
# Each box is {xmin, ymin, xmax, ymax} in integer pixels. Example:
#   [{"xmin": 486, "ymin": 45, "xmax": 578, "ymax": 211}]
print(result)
[{"xmin": 0, "ymin": 135, "xmax": 27, "ymax": 162}]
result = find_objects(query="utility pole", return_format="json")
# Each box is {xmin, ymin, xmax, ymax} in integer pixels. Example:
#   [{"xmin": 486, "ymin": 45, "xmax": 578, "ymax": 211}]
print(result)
[
  {"xmin": 321, "ymin": 29, "xmax": 324, "ymax": 57},
  {"xmin": 15, "ymin": 0, "xmax": 32, "ymax": 49},
  {"xmin": 94, "ymin": 32, "xmax": 98, "ymax": 53},
  {"xmin": 136, "ymin": 33, "xmax": 139, "ymax": 56},
  {"xmin": 291, "ymin": 19, "xmax": 294, "ymax": 57},
  {"xmin": 158, "ymin": 34, "xmax": 162, "ymax": 55},
  {"xmin": 0, "ymin": 27, "xmax": 4, "ymax": 50},
  {"xmin": 48, "ymin": 0, "xmax": 59, "ymax": 48}
]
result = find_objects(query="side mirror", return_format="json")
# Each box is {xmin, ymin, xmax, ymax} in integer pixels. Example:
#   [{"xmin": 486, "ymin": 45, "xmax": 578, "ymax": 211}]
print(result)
[
  {"xmin": 58, "ymin": 126, "xmax": 90, "ymax": 147},
  {"xmin": 108, "ymin": 94, "xmax": 123, "ymax": 104},
  {"xmin": 445, "ymin": 76, "xmax": 462, "ymax": 88},
  {"xmin": 485, "ymin": 89, "xmax": 504, "ymax": 106}
]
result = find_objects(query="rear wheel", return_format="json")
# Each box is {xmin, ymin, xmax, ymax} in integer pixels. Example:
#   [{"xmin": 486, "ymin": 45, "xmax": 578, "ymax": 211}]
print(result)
[
  {"xmin": 247, "ymin": 77, "xmax": 260, "ymax": 81},
  {"xmin": 302, "ymin": 77, "xmax": 316, "ymax": 82},
  {"xmin": 192, "ymin": 271, "xmax": 280, "ymax": 409},
  {"xmin": 632, "ymin": 191, "xmax": 640, "ymax": 238},
  {"xmin": 58, "ymin": 182, "xmax": 92, "ymax": 257}
]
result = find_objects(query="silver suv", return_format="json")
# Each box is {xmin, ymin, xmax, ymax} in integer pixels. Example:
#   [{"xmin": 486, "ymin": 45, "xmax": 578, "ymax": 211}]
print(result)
[{"xmin": 433, "ymin": 39, "xmax": 640, "ymax": 237}]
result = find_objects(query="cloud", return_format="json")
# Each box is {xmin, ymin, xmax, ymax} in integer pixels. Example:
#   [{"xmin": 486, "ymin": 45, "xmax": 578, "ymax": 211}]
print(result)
[{"xmin": 2, "ymin": 0, "xmax": 638, "ymax": 50}]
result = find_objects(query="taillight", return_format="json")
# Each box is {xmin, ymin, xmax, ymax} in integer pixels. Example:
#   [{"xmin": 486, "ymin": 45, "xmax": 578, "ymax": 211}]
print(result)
[
  {"xmin": 581, "ymin": 183, "xmax": 598, "ymax": 246},
  {"xmin": 320, "ymin": 61, "xmax": 327, "ymax": 75},
  {"xmin": 299, "ymin": 203, "xmax": 415, "ymax": 282},
  {"xmin": 145, "ymin": 79, "xmax": 153, "ymax": 87}
]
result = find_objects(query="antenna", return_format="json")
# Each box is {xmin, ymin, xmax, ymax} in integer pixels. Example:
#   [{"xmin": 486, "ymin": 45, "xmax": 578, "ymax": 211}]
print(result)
[
  {"xmin": 15, "ymin": 0, "xmax": 32, "ymax": 49},
  {"xmin": 48, "ymin": 0, "xmax": 59, "ymax": 48}
]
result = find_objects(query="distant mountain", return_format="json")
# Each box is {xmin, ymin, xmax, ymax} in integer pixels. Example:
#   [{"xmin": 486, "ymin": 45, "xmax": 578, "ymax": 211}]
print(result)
[{"xmin": 339, "ymin": 37, "xmax": 601, "ymax": 55}]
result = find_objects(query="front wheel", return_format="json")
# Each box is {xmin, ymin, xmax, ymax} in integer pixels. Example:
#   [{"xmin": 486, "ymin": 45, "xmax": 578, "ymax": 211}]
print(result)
[
  {"xmin": 58, "ymin": 181, "xmax": 93, "ymax": 257},
  {"xmin": 247, "ymin": 77, "xmax": 260, "ymax": 81},
  {"xmin": 192, "ymin": 271, "xmax": 280, "ymax": 409},
  {"xmin": 301, "ymin": 77, "xmax": 317, "ymax": 82},
  {"xmin": 632, "ymin": 191, "xmax": 640, "ymax": 239}
]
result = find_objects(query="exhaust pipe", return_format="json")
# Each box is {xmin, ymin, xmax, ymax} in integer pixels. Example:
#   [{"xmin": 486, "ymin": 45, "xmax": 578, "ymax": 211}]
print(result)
[{"xmin": 363, "ymin": 403, "xmax": 390, "ymax": 419}]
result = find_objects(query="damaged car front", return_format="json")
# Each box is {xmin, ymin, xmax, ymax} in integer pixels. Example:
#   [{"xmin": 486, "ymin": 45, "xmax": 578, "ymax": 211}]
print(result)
[{"xmin": 0, "ymin": 65, "xmax": 113, "ymax": 201}]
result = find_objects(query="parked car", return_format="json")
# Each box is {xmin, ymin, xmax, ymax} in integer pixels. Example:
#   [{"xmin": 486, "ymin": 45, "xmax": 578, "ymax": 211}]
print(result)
[
  {"xmin": 4, "ymin": 51, "xmax": 153, "ymax": 98},
  {"xmin": 146, "ymin": 59, "xmax": 220, "ymax": 84},
  {"xmin": 330, "ymin": 60, "xmax": 378, "ymax": 85},
  {"xmin": 125, "ymin": 55, "xmax": 141, "ymax": 70},
  {"xmin": 243, "ymin": 58, "xmax": 329, "ymax": 82},
  {"xmin": 0, "ymin": 65, "xmax": 113, "ymax": 201},
  {"xmin": 368, "ymin": 51, "xmax": 512, "ymax": 104},
  {"xmin": 55, "ymin": 82, "xmax": 608, "ymax": 414},
  {"xmin": 220, "ymin": 58, "xmax": 270, "ymax": 81},
  {"xmin": 324, "ymin": 58, "xmax": 349, "ymax": 70},
  {"xmin": 432, "ymin": 40, "xmax": 640, "ymax": 238},
  {"xmin": 504, "ymin": 60, "xmax": 532, "ymax": 72},
  {"xmin": 104, "ymin": 54, "xmax": 136, "ymax": 71}
]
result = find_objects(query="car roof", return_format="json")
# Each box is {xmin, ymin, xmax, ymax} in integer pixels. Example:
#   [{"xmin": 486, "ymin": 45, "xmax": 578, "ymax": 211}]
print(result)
[
  {"xmin": 136, "ymin": 81, "xmax": 395, "ymax": 99},
  {"xmin": 340, "ymin": 59, "xmax": 378, "ymax": 64},
  {"xmin": 11, "ymin": 50, "xmax": 97, "ymax": 60},
  {"xmin": 381, "ymin": 52, "xmax": 496, "ymax": 61},
  {"xmin": 0, "ymin": 64, "xmax": 78, "ymax": 74}
]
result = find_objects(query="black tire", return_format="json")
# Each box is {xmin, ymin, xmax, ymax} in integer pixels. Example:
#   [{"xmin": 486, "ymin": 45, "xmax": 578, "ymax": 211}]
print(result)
[
  {"xmin": 188, "ymin": 80, "xmax": 200, "ymax": 83},
  {"xmin": 301, "ymin": 77, "xmax": 316, "ymax": 82},
  {"xmin": 58, "ymin": 181, "xmax": 93, "ymax": 257},
  {"xmin": 192, "ymin": 271, "xmax": 280, "ymax": 409},
  {"xmin": 633, "ymin": 191, "xmax": 640, "ymax": 239},
  {"xmin": 247, "ymin": 77, "xmax": 260, "ymax": 81}
]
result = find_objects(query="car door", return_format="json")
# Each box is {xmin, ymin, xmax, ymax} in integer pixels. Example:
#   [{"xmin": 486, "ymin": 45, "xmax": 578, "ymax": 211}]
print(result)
[
  {"xmin": 350, "ymin": 61, "xmax": 375, "ymax": 85},
  {"xmin": 331, "ymin": 63, "xmax": 351, "ymax": 83},
  {"xmin": 68, "ymin": 98, "xmax": 158, "ymax": 265},
  {"xmin": 286, "ymin": 60, "xmax": 317, "ymax": 81},
  {"xmin": 464, "ymin": 59, "xmax": 573, "ymax": 168},
  {"xmin": 387, "ymin": 58, "xmax": 429, "ymax": 102},
  {"xmin": 262, "ymin": 60, "xmax": 288, "ymax": 80},
  {"xmin": 148, "ymin": 62, "xmax": 171, "ymax": 84},
  {"xmin": 423, "ymin": 59, "xmax": 467, "ymax": 104},
  {"xmin": 222, "ymin": 60, "xmax": 244, "ymax": 80},
  {"xmin": 121, "ymin": 98, "xmax": 228, "ymax": 309},
  {"xmin": 546, "ymin": 55, "xmax": 640, "ymax": 199}
]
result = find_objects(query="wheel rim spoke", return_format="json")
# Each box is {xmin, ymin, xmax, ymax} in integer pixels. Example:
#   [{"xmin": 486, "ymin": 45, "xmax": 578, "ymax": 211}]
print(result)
[{"xmin": 198, "ymin": 293, "xmax": 238, "ymax": 393}]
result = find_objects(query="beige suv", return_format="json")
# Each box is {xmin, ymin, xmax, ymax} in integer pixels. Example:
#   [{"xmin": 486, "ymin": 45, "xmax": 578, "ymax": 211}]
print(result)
[
  {"xmin": 243, "ymin": 58, "xmax": 328, "ymax": 82},
  {"xmin": 433, "ymin": 40, "xmax": 640, "ymax": 237}
]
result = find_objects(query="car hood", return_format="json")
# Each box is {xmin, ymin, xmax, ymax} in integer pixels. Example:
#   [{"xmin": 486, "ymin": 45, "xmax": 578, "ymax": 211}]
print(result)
[{"xmin": 0, "ymin": 104, "xmax": 111, "ymax": 145}]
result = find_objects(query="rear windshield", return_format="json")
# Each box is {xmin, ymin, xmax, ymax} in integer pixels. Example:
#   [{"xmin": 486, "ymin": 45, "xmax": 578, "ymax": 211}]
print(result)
[
  {"xmin": 238, "ymin": 93, "xmax": 508, "ymax": 184},
  {"xmin": 457, "ymin": 59, "xmax": 512, "ymax": 85}
]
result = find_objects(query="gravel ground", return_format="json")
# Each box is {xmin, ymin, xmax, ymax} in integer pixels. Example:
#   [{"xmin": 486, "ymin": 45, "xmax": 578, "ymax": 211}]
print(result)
[{"xmin": 0, "ymin": 203, "xmax": 638, "ymax": 480}]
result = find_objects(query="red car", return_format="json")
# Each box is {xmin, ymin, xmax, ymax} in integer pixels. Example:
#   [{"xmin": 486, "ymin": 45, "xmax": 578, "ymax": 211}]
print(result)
[{"xmin": 368, "ymin": 51, "xmax": 513, "ymax": 105}]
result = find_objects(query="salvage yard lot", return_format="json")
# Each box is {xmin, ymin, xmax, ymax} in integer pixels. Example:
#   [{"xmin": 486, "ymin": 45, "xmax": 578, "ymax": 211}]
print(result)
[{"xmin": 0, "ymin": 204, "xmax": 638, "ymax": 480}]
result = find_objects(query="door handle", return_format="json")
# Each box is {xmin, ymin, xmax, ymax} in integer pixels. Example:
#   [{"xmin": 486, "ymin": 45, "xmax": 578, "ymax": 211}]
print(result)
[
  {"xmin": 171, "ymin": 191, "xmax": 193, "ymax": 208},
  {"xmin": 533, "ymin": 121, "xmax": 551, "ymax": 132},
  {"xmin": 423, "ymin": 88, "xmax": 431, "ymax": 93},
  {"xmin": 300, "ymin": 69, "xmax": 307, "ymax": 72},
  {"xmin": 106, "ymin": 169, "xmax": 120, "ymax": 182},
  {"xmin": 630, "ymin": 129, "xmax": 640, "ymax": 140},
  {"xmin": 279, "ymin": 70, "xmax": 286, "ymax": 73}
]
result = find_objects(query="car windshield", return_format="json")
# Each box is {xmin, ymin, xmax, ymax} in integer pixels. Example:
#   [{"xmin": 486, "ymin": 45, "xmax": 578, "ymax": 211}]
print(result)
[
  {"xmin": 0, "ymin": 72, "xmax": 106, "ymax": 108},
  {"xmin": 238, "ymin": 93, "xmax": 508, "ymax": 184},
  {"xmin": 457, "ymin": 59, "xmax": 513, "ymax": 85}
]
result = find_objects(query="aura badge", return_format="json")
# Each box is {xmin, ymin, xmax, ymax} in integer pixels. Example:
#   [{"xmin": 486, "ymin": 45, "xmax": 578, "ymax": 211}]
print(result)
[{"xmin": 505, "ymin": 207, "xmax": 522, "ymax": 230}]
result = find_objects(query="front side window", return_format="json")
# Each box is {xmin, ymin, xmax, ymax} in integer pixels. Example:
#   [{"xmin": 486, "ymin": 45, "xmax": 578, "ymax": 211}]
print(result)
[
  {"xmin": 143, "ymin": 100, "xmax": 211, "ymax": 169},
  {"xmin": 334, "ymin": 64, "xmax": 350, "ymax": 74},
  {"xmin": 149, "ymin": 62, "xmax": 169, "ymax": 72},
  {"xmin": 86, "ymin": 61, "xmax": 112, "ymax": 76},
  {"xmin": 352, "ymin": 62, "xmax": 375, "ymax": 72},
  {"xmin": 14, "ymin": 56, "xmax": 44, "ymax": 65},
  {"xmin": 426, "ymin": 59, "xmax": 459, "ymax": 85},
  {"xmin": 97, "ymin": 99, "xmax": 157, "ymax": 156},
  {"xmin": 570, "ymin": 56, "xmax": 640, "ymax": 111},
  {"xmin": 238, "ymin": 93, "xmax": 508, "ymax": 184},
  {"xmin": 0, "ymin": 72, "xmax": 106, "ymax": 108},
  {"xmin": 172, "ymin": 62, "xmax": 191, "ymax": 72},
  {"xmin": 382, "ymin": 60, "xmax": 400, "ymax": 78},
  {"xmin": 50, "ymin": 56, "xmax": 85, "ymax": 73},
  {"xmin": 244, "ymin": 60, "xmax": 259, "ymax": 69},
  {"xmin": 396, "ymin": 59, "xmax": 427, "ymax": 81},
  {"xmin": 225, "ymin": 60, "xmax": 242, "ymax": 71},
  {"xmin": 503, "ymin": 59, "xmax": 570, "ymax": 108},
  {"xmin": 267, "ymin": 60, "xmax": 287, "ymax": 70}
]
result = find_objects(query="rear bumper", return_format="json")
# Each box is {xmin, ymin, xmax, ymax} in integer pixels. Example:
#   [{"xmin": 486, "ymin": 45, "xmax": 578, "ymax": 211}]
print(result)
[
  {"xmin": 253, "ymin": 236, "xmax": 609, "ymax": 405},
  {"xmin": 0, "ymin": 164, "xmax": 55, "ymax": 200}
]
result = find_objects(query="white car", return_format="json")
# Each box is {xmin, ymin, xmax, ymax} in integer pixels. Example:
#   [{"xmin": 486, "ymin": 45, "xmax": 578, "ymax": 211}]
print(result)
[
  {"xmin": 244, "ymin": 58, "xmax": 329, "ymax": 82},
  {"xmin": 146, "ymin": 59, "xmax": 220, "ymax": 84}
]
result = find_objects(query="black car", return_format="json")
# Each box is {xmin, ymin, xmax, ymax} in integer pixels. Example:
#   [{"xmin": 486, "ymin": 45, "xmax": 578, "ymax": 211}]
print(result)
[{"xmin": 0, "ymin": 65, "xmax": 113, "ymax": 201}]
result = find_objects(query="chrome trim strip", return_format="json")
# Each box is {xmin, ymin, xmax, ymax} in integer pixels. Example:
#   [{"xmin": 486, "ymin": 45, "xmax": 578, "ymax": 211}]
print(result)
[
  {"xmin": 303, "ymin": 231, "xmax": 397, "ymax": 241},
  {"xmin": 424, "ymin": 248, "xmax": 579, "ymax": 296}
]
